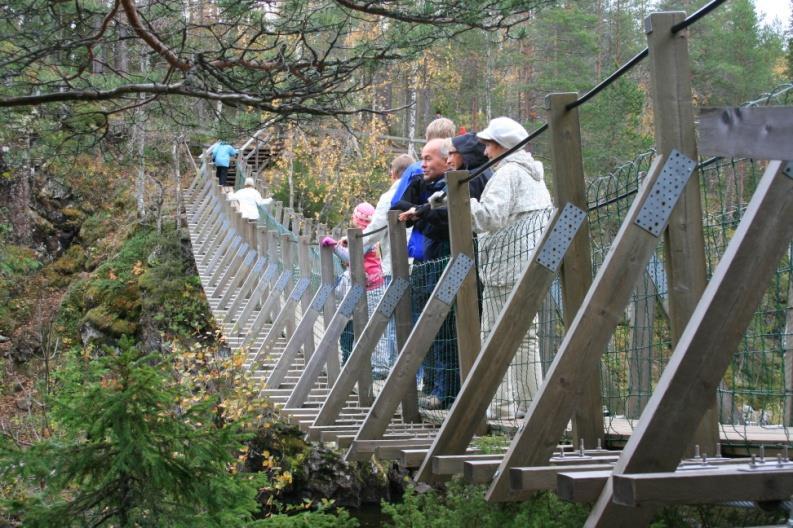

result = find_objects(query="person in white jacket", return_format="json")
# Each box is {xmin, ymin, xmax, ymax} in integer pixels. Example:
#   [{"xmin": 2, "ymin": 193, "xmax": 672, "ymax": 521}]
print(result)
[
  {"xmin": 228, "ymin": 178, "xmax": 272, "ymax": 220},
  {"xmin": 473, "ymin": 117, "xmax": 553, "ymax": 420},
  {"xmin": 361, "ymin": 154, "xmax": 415, "ymax": 376}
]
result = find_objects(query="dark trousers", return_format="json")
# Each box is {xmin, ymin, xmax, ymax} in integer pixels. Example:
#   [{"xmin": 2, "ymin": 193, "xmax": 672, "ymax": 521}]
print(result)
[
  {"xmin": 410, "ymin": 259, "xmax": 459, "ymax": 406},
  {"xmin": 216, "ymin": 166, "xmax": 229, "ymax": 186}
]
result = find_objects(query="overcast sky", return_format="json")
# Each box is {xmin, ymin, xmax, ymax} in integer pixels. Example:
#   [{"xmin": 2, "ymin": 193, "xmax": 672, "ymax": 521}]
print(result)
[{"xmin": 755, "ymin": 0, "xmax": 791, "ymax": 27}]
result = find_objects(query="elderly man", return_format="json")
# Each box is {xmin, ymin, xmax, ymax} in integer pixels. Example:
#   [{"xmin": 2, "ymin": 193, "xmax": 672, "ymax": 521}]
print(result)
[{"xmin": 392, "ymin": 138, "xmax": 458, "ymax": 410}]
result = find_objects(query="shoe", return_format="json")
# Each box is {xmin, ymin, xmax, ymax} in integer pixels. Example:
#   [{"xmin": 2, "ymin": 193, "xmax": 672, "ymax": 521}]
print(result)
[
  {"xmin": 372, "ymin": 370, "xmax": 388, "ymax": 380},
  {"xmin": 419, "ymin": 395, "xmax": 443, "ymax": 410},
  {"xmin": 515, "ymin": 410, "xmax": 526, "ymax": 419}
]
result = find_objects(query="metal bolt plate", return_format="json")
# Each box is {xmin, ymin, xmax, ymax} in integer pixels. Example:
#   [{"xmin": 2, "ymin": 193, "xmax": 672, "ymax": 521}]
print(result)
[
  {"xmin": 289, "ymin": 277, "xmax": 311, "ymax": 301},
  {"xmin": 435, "ymin": 254, "xmax": 475, "ymax": 305},
  {"xmin": 784, "ymin": 161, "xmax": 793, "ymax": 179},
  {"xmin": 536, "ymin": 203, "xmax": 587, "ymax": 272},
  {"xmin": 262, "ymin": 263, "xmax": 278, "ymax": 283},
  {"xmin": 378, "ymin": 278, "xmax": 409, "ymax": 317},
  {"xmin": 635, "ymin": 149, "xmax": 696, "ymax": 237},
  {"xmin": 310, "ymin": 284, "xmax": 334, "ymax": 312},
  {"xmin": 274, "ymin": 270, "xmax": 292, "ymax": 292},
  {"xmin": 339, "ymin": 284, "xmax": 365, "ymax": 317}
]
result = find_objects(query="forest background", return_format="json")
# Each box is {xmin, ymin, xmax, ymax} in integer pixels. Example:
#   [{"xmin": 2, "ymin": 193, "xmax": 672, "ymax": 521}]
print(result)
[{"xmin": 0, "ymin": 0, "xmax": 790, "ymax": 526}]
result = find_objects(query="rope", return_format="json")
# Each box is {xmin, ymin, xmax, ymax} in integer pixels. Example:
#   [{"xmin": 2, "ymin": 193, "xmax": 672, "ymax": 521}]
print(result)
[{"xmin": 355, "ymin": 225, "xmax": 388, "ymax": 239}]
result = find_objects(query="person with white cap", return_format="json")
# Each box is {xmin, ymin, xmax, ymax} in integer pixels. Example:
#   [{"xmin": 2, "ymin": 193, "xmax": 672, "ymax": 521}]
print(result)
[
  {"xmin": 227, "ymin": 177, "xmax": 272, "ymax": 220},
  {"xmin": 474, "ymin": 116, "xmax": 553, "ymax": 421}
]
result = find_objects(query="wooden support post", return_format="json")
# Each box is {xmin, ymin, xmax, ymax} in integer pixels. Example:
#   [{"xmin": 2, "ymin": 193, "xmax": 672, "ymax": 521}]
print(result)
[
  {"xmin": 486, "ymin": 151, "xmax": 698, "ymax": 502},
  {"xmin": 256, "ymin": 226, "xmax": 269, "ymax": 259},
  {"xmin": 626, "ymin": 274, "xmax": 656, "ymax": 419},
  {"xmin": 348, "ymin": 227, "xmax": 374, "ymax": 407},
  {"xmin": 390, "ymin": 212, "xmax": 420, "ymax": 423},
  {"xmin": 346, "ymin": 254, "xmax": 475, "ymax": 461},
  {"xmin": 279, "ymin": 233, "xmax": 293, "ymax": 322},
  {"xmin": 785, "ymin": 271, "xmax": 793, "ymax": 425},
  {"xmin": 445, "ymin": 171, "xmax": 484, "ymax": 434},
  {"xmin": 298, "ymin": 230, "xmax": 315, "ymax": 356},
  {"xmin": 416, "ymin": 206, "xmax": 585, "ymax": 483},
  {"xmin": 546, "ymin": 93, "xmax": 599, "ymax": 447},
  {"xmin": 320, "ymin": 242, "xmax": 336, "ymax": 330},
  {"xmin": 647, "ymin": 11, "xmax": 715, "ymax": 455},
  {"xmin": 586, "ymin": 161, "xmax": 793, "ymax": 526}
]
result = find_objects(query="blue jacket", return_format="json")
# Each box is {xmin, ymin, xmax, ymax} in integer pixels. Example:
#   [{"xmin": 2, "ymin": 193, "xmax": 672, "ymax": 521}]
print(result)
[
  {"xmin": 391, "ymin": 172, "xmax": 450, "ymax": 262},
  {"xmin": 212, "ymin": 143, "xmax": 237, "ymax": 168}
]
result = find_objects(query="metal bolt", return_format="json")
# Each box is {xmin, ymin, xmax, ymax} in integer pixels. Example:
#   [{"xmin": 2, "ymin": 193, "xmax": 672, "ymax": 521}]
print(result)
[
  {"xmin": 580, "ymin": 438, "xmax": 585, "ymax": 457},
  {"xmin": 694, "ymin": 444, "xmax": 700, "ymax": 458},
  {"xmin": 751, "ymin": 455, "xmax": 757, "ymax": 467},
  {"xmin": 778, "ymin": 453, "xmax": 784, "ymax": 467},
  {"xmin": 760, "ymin": 446, "xmax": 765, "ymax": 463},
  {"xmin": 785, "ymin": 445, "xmax": 790, "ymax": 462},
  {"xmin": 597, "ymin": 438, "xmax": 602, "ymax": 450},
  {"xmin": 716, "ymin": 442, "xmax": 722, "ymax": 458}
]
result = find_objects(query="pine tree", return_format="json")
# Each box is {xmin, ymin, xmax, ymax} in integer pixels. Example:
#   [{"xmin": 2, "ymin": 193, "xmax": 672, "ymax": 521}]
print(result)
[{"xmin": 1, "ymin": 338, "xmax": 264, "ymax": 527}]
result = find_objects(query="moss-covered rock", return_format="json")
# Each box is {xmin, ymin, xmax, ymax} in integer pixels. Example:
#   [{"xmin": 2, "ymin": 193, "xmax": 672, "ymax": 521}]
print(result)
[{"xmin": 83, "ymin": 305, "xmax": 138, "ymax": 338}]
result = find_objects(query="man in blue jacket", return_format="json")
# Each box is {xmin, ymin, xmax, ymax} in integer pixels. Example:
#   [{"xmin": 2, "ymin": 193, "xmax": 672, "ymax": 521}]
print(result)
[{"xmin": 210, "ymin": 140, "xmax": 238, "ymax": 189}]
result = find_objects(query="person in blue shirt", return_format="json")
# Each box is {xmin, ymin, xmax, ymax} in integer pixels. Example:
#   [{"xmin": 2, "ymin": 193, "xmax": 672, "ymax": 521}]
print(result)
[{"xmin": 210, "ymin": 140, "xmax": 238, "ymax": 189}]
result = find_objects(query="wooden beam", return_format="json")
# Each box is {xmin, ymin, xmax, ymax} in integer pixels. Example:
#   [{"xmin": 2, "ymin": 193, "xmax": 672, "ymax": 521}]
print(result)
[
  {"xmin": 445, "ymin": 171, "xmax": 482, "ymax": 398},
  {"xmin": 389, "ymin": 212, "xmax": 420, "ymax": 423},
  {"xmin": 586, "ymin": 162, "xmax": 793, "ymax": 526},
  {"xmin": 416, "ymin": 206, "xmax": 585, "ymax": 483},
  {"xmin": 614, "ymin": 467, "xmax": 793, "ymax": 506},
  {"xmin": 433, "ymin": 454, "xmax": 505, "ymax": 475},
  {"xmin": 697, "ymin": 107, "xmax": 793, "ymax": 160},
  {"xmin": 464, "ymin": 460, "xmax": 500, "ymax": 484},
  {"xmin": 557, "ymin": 470, "xmax": 613, "ymax": 503},
  {"xmin": 511, "ymin": 463, "xmax": 614, "ymax": 493},
  {"xmin": 346, "ymin": 254, "xmax": 475, "ymax": 461},
  {"xmin": 348, "ymin": 227, "xmax": 374, "ymax": 407},
  {"xmin": 486, "ymin": 151, "xmax": 698, "ymax": 502},
  {"xmin": 546, "ymin": 92, "xmax": 599, "ymax": 447},
  {"xmin": 648, "ymin": 11, "xmax": 716, "ymax": 456}
]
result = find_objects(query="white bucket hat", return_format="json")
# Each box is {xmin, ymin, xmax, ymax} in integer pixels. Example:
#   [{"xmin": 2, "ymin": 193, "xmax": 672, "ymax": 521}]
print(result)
[
  {"xmin": 244, "ymin": 177, "xmax": 255, "ymax": 187},
  {"xmin": 476, "ymin": 117, "xmax": 529, "ymax": 149}
]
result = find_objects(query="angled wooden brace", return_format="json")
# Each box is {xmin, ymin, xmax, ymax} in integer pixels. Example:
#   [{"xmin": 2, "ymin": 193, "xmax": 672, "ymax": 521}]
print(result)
[
  {"xmin": 416, "ymin": 203, "xmax": 587, "ymax": 482},
  {"xmin": 208, "ymin": 235, "xmax": 242, "ymax": 289},
  {"xmin": 486, "ymin": 149, "xmax": 698, "ymax": 502},
  {"xmin": 281, "ymin": 284, "xmax": 366, "ymax": 407},
  {"xmin": 311, "ymin": 277, "xmax": 411, "ymax": 434},
  {"xmin": 239, "ymin": 269, "xmax": 292, "ymax": 347},
  {"xmin": 263, "ymin": 283, "xmax": 335, "ymax": 387},
  {"xmin": 220, "ymin": 254, "xmax": 268, "ymax": 315},
  {"xmin": 586, "ymin": 162, "xmax": 793, "ymax": 526},
  {"xmin": 225, "ymin": 260, "xmax": 278, "ymax": 328},
  {"xmin": 213, "ymin": 241, "xmax": 253, "ymax": 298},
  {"xmin": 345, "ymin": 253, "xmax": 476, "ymax": 461},
  {"xmin": 247, "ymin": 275, "xmax": 314, "ymax": 370},
  {"xmin": 216, "ymin": 249, "xmax": 259, "ymax": 310}
]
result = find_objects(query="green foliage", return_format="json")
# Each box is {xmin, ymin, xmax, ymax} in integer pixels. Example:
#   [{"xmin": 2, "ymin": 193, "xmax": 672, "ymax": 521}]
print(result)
[
  {"xmin": 251, "ymin": 509, "xmax": 358, "ymax": 527},
  {"xmin": 0, "ymin": 239, "xmax": 41, "ymax": 334},
  {"xmin": 381, "ymin": 480, "xmax": 588, "ymax": 528},
  {"xmin": 650, "ymin": 503, "xmax": 786, "ymax": 527},
  {"xmin": 0, "ymin": 338, "xmax": 264, "ymax": 527},
  {"xmin": 470, "ymin": 433, "xmax": 510, "ymax": 454}
]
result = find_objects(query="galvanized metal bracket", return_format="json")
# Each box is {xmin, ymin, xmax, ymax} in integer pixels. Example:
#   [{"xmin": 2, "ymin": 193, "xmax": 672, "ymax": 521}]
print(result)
[
  {"xmin": 310, "ymin": 284, "xmax": 334, "ymax": 312},
  {"xmin": 435, "ymin": 254, "xmax": 475, "ymax": 305},
  {"xmin": 377, "ymin": 278, "xmax": 409, "ymax": 317},
  {"xmin": 339, "ymin": 284, "xmax": 365, "ymax": 317},
  {"xmin": 536, "ymin": 203, "xmax": 587, "ymax": 272},
  {"xmin": 289, "ymin": 277, "xmax": 311, "ymax": 301},
  {"xmin": 635, "ymin": 149, "xmax": 696, "ymax": 237},
  {"xmin": 274, "ymin": 270, "xmax": 292, "ymax": 292}
]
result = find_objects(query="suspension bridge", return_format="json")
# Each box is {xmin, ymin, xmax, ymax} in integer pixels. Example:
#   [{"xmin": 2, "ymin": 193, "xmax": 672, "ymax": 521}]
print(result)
[{"xmin": 182, "ymin": 7, "xmax": 793, "ymax": 527}]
